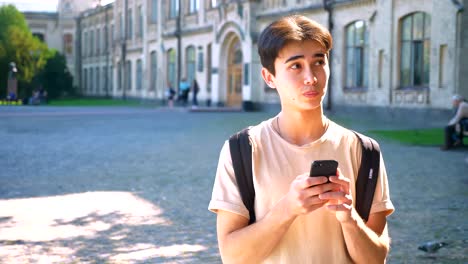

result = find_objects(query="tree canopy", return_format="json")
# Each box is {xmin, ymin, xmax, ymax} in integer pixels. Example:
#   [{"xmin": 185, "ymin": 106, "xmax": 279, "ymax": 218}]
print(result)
[{"xmin": 0, "ymin": 5, "xmax": 51, "ymax": 98}]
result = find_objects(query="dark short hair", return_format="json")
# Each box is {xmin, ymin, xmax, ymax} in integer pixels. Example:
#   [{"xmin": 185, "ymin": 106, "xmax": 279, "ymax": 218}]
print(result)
[{"xmin": 257, "ymin": 15, "xmax": 333, "ymax": 76}]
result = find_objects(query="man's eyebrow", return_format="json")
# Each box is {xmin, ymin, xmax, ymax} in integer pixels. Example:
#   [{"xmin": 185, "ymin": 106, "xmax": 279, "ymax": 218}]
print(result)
[{"xmin": 284, "ymin": 53, "xmax": 326, "ymax": 64}]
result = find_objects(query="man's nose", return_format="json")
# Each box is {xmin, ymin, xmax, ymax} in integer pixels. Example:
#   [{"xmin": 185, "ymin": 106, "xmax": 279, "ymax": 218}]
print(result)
[{"xmin": 304, "ymin": 69, "xmax": 318, "ymax": 85}]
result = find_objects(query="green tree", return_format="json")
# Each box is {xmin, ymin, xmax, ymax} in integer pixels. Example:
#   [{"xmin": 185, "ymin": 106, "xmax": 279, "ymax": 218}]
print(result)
[
  {"xmin": 0, "ymin": 5, "xmax": 51, "ymax": 98},
  {"xmin": 35, "ymin": 51, "xmax": 74, "ymax": 100}
]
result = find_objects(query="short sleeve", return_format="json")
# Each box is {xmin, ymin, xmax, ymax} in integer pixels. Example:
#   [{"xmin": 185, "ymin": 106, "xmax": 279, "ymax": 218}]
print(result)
[
  {"xmin": 369, "ymin": 152, "xmax": 395, "ymax": 216},
  {"xmin": 208, "ymin": 141, "xmax": 250, "ymax": 219}
]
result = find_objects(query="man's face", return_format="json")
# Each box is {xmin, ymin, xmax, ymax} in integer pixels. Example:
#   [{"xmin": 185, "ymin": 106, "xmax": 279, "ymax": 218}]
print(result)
[{"xmin": 262, "ymin": 40, "xmax": 330, "ymax": 111}]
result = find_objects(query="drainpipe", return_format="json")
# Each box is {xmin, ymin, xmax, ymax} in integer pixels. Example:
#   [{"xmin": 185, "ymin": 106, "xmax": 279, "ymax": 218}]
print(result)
[
  {"xmin": 452, "ymin": 0, "xmax": 464, "ymax": 96},
  {"xmin": 389, "ymin": 0, "xmax": 394, "ymax": 105},
  {"xmin": 105, "ymin": 6, "xmax": 109, "ymax": 97},
  {"xmin": 323, "ymin": 0, "xmax": 334, "ymax": 111}
]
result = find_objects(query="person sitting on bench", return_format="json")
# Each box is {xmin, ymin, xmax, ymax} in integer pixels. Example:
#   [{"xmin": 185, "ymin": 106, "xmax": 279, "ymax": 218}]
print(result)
[{"xmin": 442, "ymin": 95, "xmax": 468, "ymax": 150}]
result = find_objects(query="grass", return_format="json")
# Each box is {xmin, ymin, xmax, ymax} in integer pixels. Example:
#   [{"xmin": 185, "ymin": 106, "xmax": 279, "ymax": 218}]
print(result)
[
  {"xmin": 369, "ymin": 128, "xmax": 444, "ymax": 146},
  {"xmin": 47, "ymin": 98, "xmax": 146, "ymax": 107}
]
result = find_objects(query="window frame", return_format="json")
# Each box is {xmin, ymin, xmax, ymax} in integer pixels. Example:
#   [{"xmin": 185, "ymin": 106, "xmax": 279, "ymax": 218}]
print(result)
[
  {"xmin": 344, "ymin": 20, "xmax": 369, "ymax": 91},
  {"xmin": 399, "ymin": 12, "xmax": 431, "ymax": 89}
]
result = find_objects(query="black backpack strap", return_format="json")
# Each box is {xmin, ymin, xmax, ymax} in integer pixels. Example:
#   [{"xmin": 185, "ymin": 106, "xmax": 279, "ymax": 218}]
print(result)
[
  {"xmin": 229, "ymin": 128, "xmax": 256, "ymax": 225},
  {"xmin": 353, "ymin": 131, "xmax": 381, "ymax": 222}
]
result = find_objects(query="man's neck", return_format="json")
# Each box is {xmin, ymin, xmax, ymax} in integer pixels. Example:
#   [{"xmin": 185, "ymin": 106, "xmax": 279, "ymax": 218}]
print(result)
[{"xmin": 277, "ymin": 107, "xmax": 328, "ymax": 146}]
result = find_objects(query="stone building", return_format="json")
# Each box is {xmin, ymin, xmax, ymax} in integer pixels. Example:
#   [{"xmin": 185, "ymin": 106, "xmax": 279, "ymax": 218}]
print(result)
[{"xmin": 21, "ymin": 0, "xmax": 468, "ymax": 109}]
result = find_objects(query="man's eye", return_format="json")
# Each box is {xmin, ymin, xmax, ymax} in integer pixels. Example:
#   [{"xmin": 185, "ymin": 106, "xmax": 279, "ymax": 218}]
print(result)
[
  {"xmin": 291, "ymin": 63, "xmax": 301, "ymax": 69},
  {"xmin": 315, "ymin": 60, "xmax": 325, "ymax": 66}
]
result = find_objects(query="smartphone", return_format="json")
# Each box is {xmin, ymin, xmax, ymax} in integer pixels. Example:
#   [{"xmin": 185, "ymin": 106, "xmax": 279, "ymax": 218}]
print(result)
[{"xmin": 309, "ymin": 160, "xmax": 338, "ymax": 181}]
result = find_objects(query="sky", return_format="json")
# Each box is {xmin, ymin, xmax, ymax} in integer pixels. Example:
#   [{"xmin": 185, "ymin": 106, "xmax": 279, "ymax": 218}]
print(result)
[{"xmin": 0, "ymin": 0, "xmax": 114, "ymax": 12}]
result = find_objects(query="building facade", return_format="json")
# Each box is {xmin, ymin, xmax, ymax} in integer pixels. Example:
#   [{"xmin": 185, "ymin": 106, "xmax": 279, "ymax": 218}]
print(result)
[{"xmin": 23, "ymin": 0, "xmax": 468, "ymax": 109}]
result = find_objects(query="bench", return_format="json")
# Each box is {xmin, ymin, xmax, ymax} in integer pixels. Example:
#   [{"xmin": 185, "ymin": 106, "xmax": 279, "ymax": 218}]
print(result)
[{"xmin": 458, "ymin": 118, "xmax": 468, "ymax": 145}]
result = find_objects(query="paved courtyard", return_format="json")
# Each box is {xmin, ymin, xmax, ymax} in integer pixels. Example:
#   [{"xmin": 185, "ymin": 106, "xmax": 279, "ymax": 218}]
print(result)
[{"xmin": 0, "ymin": 106, "xmax": 466, "ymax": 263}]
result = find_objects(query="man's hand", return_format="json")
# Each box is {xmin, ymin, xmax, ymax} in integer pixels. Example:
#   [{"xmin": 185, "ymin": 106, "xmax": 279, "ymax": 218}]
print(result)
[
  {"xmin": 283, "ymin": 173, "xmax": 338, "ymax": 218},
  {"xmin": 318, "ymin": 169, "xmax": 354, "ymax": 223}
]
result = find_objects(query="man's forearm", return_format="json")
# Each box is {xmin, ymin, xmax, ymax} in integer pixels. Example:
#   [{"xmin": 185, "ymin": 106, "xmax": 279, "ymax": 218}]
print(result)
[
  {"xmin": 219, "ymin": 198, "xmax": 296, "ymax": 264},
  {"xmin": 341, "ymin": 210, "xmax": 390, "ymax": 264}
]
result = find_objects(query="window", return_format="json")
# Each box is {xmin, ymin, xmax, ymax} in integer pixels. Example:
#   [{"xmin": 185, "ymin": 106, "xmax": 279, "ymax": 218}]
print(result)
[
  {"xmin": 378, "ymin": 49, "xmax": 384, "ymax": 88},
  {"xmin": 439, "ymin": 44, "xmax": 448, "ymax": 88},
  {"xmin": 126, "ymin": 61, "xmax": 132, "ymax": 91},
  {"xmin": 151, "ymin": 0, "xmax": 158, "ymax": 23},
  {"xmin": 189, "ymin": 0, "xmax": 199, "ymax": 13},
  {"xmin": 344, "ymin": 20, "xmax": 368, "ymax": 89},
  {"xmin": 83, "ymin": 32, "xmax": 88, "ymax": 56},
  {"xmin": 110, "ymin": 66, "xmax": 114, "ymax": 92},
  {"xmin": 103, "ymin": 26, "xmax": 107, "ymax": 52},
  {"xmin": 63, "ymin": 2, "xmax": 72, "ymax": 12},
  {"xmin": 96, "ymin": 28, "xmax": 100, "ymax": 54},
  {"xmin": 90, "ymin": 30, "xmax": 94, "ymax": 56},
  {"xmin": 103, "ymin": 66, "xmax": 107, "ymax": 92},
  {"xmin": 136, "ymin": 59, "xmax": 142, "ymax": 90},
  {"xmin": 83, "ymin": 69, "xmax": 87, "ymax": 91},
  {"xmin": 169, "ymin": 0, "xmax": 179, "ymax": 19},
  {"xmin": 207, "ymin": 43, "xmax": 212, "ymax": 92},
  {"xmin": 150, "ymin": 51, "xmax": 157, "ymax": 91},
  {"xmin": 186, "ymin": 46, "xmax": 196, "ymax": 83},
  {"xmin": 167, "ymin": 49, "xmax": 176, "ymax": 88},
  {"xmin": 117, "ymin": 62, "xmax": 122, "ymax": 90},
  {"xmin": 138, "ymin": 6, "xmax": 143, "ymax": 38},
  {"xmin": 63, "ymin": 34, "xmax": 73, "ymax": 55},
  {"xmin": 33, "ymin": 33, "xmax": 45, "ymax": 42},
  {"xmin": 120, "ymin": 13, "xmax": 124, "ymax": 38},
  {"xmin": 210, "ymin": 0, "xmax": 218, "ymax": 8},
  {"xmin": 96, "ymin": 67, "xmax": 100, "ymax": 93},
  {"xmin": 89, "ymin": 68, "xmax": 93, "ymax": 92},
  {"xmin": 111, "ymin": 24, "xmax": 114, "ymax": 42},
  {"xmin": 400, "ymin": 12, "xmax": 431, "ymax": 88},
  {"xmin": 128, "ymin": 9, "xmax": 133, "ymax": 39}
]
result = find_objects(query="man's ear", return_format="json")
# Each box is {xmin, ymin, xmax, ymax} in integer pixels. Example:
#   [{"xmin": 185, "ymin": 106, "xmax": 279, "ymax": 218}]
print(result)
[{"xmin": 261, "ymin": 68, "xmax": 276, "ymax": 89}]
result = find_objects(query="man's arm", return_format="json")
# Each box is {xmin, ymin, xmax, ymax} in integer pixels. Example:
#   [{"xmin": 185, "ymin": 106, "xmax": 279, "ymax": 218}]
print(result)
[
  {"xmin": 216, "ymin": 203, "xmax": 295, "ymax": 264},
  {"xmin": 216, "ymin": 174, "xmax": 330, "ymax": 264},
  {"xmin": 341, "ymin": 210, "xmax": 391, "ymax": 264},
  {"xmin": 448, "ymin": 104, "xmax": 464, "ymax": 126},
  {"xmin": 324, "ymin": 173, "xmax": 391, "ymax": 263}
]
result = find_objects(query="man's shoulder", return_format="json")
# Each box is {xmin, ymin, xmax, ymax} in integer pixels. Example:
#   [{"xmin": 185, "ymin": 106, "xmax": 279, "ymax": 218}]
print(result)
[{"xmin": 328, "ymin": 120, "xmax": 379, "ymax": 147}]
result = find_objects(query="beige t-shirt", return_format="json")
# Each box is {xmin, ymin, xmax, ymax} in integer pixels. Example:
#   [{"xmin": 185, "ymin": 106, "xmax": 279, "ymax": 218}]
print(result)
[{"xmin": 209, "ymin": 117, "xmax": 395, "ymax": 264}]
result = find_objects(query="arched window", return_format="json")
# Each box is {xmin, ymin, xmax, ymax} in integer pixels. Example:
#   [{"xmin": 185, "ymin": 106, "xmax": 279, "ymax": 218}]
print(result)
[
  {"xmin": 167, "ymin": 49, "xmax": 176, "ymax": 88},
  {"xmin": 63, "ymin": 33, "xmax": 73, "ymax": 55},
  {"xmin": 400, "ymin": 12, "xmax": 431, "ymax": 88},
  {"xmin": 344, "ymin": 20, "xmax": 368, "ymax": 89},
  {"xmin": 186, "ymin": 46, "xmax": 196, "ymax": 83}
]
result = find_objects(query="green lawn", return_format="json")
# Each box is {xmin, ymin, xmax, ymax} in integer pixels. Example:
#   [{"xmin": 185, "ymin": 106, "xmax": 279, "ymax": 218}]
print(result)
[
  {"xmin": 48, "ymin": 98, "xmax": 145, "ymax": 107},
  {"xmin": 369, "ymin": 128, "xmax": 444, "ymax": 146}
]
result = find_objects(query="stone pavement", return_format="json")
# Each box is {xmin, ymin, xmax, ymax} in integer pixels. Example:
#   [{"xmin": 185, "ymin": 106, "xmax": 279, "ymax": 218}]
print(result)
[{"xmin": 0, "ymin": 105, "xmax": 466, "ymax": 263}]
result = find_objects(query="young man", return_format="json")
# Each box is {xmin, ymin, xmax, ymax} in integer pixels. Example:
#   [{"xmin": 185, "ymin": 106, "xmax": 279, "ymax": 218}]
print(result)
[{"xmin": 209, "ymin": 15, "xmax": 394, "ymax": 263}]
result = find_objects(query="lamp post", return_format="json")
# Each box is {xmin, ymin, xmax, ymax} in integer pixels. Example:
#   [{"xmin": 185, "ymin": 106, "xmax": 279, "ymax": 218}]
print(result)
[
  {"xmin": 323, "ymin": 0, "xmax": 334, "ymax": 111},
  {"xmin": 121, "ymin": 0, "xmax": 128, "ymax": 100},
  {"xmin": 176, "ymin": 0, "xmax": 182, "ymax": 95}
]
